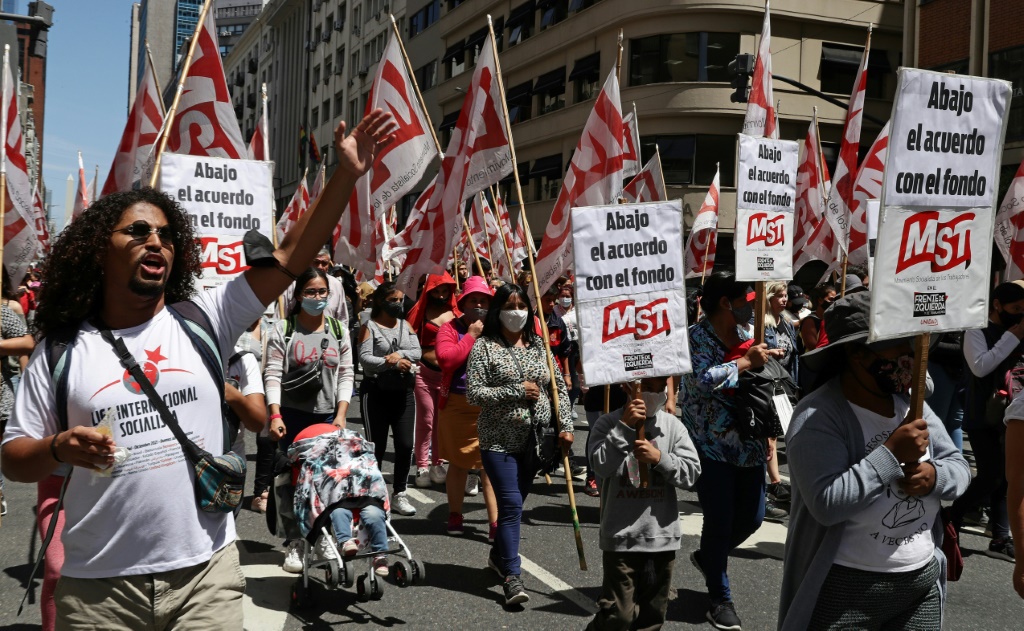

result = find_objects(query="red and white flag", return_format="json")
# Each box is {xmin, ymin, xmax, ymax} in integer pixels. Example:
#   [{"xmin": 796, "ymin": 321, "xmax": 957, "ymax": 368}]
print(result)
[
  {"xmin": 622, "ymin": 148, "xmax": 666, "ymax": 203},
  {"xmin": 684, "ymin": 166, "xmax": 720, "ymax": 279},
  {"xmin": 823, "ymin": 27, "xmax": 872, "ymax": 258},
  {"xmin": 533, "ymin": 69, "xmax": 624, "ymax": 296},
  {"xmin": 493, "ymin": 190, "xmax": 527, "ymax": 271},
  {"xmin": 996, "ymin": 159, "xmax": 1024, "ymax": 281},
  {"xmin": 276, "ymin": 169, "xmax": 309, "ymax": 243},
  {"xmin": 480, "ymin": 194, "xmax": 514, "ymax": 281},
  {"xmin": 1, "ymin": 53, "xmax": 42, "ymax": 283},
  {"xmin": 309, "ymin": 161, "xmax": 326, "ymax": 201},
  {"xmin": 793, "ymin": 113, "xmax": 835, "ymax": 272},
  {"xmin": 31, "ymin": 185, "xmax": 49, "ymax": 255},
  {"xmin": 72, "ymin": 151, "xmax": 89, "ymax": 221},
  {"xmin": 369, "ymin": 207, "xmax": 399, "ymax": 285},
  {"xmin": 848, "ymin": 121, "xmax": 889, "ymax": 267},
  {"xmin": 164, "ymin": 7, "xmax": 247, "ymax": 159},
  {"xmin": 248, "ymin": 84, "xmax": 269, "ymax": 161},
  {"xmin": 621, "ymin": 105, "xmax": 642, "ymax": 179},
  {"xmin": 386, "ymin": 34, "xmax": 512, "ymax": 296},
  {"xmin": 743, "ymin": 1, "xmax": 777, "ymax": 139},
  {"xmin": 334, "ymin": 32, "xmax": 436, "ymax": 275},
  {"xmin": 102, "ymin": 55, "xmax": 165, "ymax": 195}
]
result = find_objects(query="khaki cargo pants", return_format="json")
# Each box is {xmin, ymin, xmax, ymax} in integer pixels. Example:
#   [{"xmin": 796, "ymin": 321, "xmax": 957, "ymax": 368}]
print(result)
[{"xmin": 55, "ymin": 543, "xmax": 245, "ymax": 631}]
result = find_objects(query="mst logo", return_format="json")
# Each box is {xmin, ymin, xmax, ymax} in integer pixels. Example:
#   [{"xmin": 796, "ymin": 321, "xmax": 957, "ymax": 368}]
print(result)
[
  {"xmin": 747, "ymin": 212, "xmax": 785, "ymax": 247},
  {"xmin": 603, "ymin": 298, "xmax": 670, "ymax": 343},
  {"xmin": 895, "ymin": 212, "xmax": 973, "ymax": 274}
]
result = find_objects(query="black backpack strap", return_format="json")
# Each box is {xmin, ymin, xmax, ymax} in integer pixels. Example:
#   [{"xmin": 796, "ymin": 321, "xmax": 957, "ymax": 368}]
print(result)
[{"xmin": 167, "ymin": 301, "xmax": 230, "ymax": 451}]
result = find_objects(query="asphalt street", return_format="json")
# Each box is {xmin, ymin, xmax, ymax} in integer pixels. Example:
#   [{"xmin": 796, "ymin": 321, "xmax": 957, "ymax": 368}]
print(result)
[{"xmin": 1, "ymin": 396, "xmax": 1022, "ymax": 630}]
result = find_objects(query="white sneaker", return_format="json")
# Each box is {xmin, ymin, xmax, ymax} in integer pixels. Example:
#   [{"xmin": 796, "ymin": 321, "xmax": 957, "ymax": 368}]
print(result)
[
  {"xmin": 414, "ymin": 467, "xmax": 432, "ymax": 488},
  {"xmin": 315, "ymin": 536, "xmax": 337, "ymax": 561},
  {"xmin": 571, "ymin": 409, "xmax": 579, "ymax": 420},
  {"xmin": 465, "ymin": 472, "xmax": 480, "ymax": 496},
  {"xmin": 429, "ymin": 463, "xmax": 448, "ymax": 485},
  {"xmin": 282, "ymin": 540, "xmax": 304, "ymax": 574},
  {"xmin": 392, "ymin": 491, "xmax": 417, "ymax": 516}
]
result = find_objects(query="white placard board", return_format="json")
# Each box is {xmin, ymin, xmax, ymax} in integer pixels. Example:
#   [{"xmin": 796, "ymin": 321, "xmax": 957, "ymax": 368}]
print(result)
[
  {"xmin": 571, "ymin": 200, "xmax": 692, "ymax": 386},
  {"xmin": 869, "ymin": 68, "xmax": 1011, "ymax": 341},
  {"xmin": 735, "ymin": 134, "xmax": 799, "ymax": 281},
  {"xmin": 158, "ymin": 153, "xmax": 275, "ymax": 285}
]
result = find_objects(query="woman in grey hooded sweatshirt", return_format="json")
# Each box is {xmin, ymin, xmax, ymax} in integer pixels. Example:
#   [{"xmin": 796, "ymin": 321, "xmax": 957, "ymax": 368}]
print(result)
[{"xmin": 779, "ymin": 292, "xmax": 970, "ymax": 630}]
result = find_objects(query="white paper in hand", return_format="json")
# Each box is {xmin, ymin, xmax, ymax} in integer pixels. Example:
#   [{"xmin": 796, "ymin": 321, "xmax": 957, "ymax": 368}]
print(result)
[{"xmin": 773, "ymin": 393, "xmax": 794, "ymax": 436}]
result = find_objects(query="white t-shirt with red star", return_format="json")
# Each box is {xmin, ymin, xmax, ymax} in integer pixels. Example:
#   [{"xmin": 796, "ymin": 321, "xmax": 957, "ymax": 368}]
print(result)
[{"xmin": 4, "ymin": 276, "xmax": 265, "ymax": 578}]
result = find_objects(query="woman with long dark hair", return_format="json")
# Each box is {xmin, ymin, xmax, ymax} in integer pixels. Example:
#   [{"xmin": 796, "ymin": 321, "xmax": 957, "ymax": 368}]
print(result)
[
  {"xmin": 264, "ymin": 266, "xmax": 354, "ymax": 572},
  {"xmin": 466, "ymin": 283, "xmax": 572, "ymax": 606},
  {"xmin": 780, "ymin": 292, "xmax": 969, "ymax": 630},
  {"xmin": 358, "ymin": 281, "xmax": 421, "ymax": 517}
]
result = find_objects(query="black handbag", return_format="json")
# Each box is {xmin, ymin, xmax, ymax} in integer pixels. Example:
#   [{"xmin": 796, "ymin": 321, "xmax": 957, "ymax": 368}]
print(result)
[
  {"xmin": 734, "ymin": 356, "xmax": 797, "ymax": 440},
  {"xmin": 502, "ymin": 341, "xmax": 560, "ymax": 474},
  {"xmin": 367, "ymin": 320, "xmax": 414, "ymax": 392},
  {"xmin": 281, "ymin": 337, "xmax": 329, "ymax": 400}
]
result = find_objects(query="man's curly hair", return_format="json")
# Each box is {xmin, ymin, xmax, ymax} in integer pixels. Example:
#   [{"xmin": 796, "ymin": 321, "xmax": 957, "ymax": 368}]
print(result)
[{"xmin": 35, "ymin": 188, "xmax": 203, "ymax": 339}]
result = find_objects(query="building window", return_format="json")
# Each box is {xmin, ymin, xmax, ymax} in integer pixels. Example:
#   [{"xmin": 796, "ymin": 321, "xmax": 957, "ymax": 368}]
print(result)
[
  {"xmin": 416, "ymin": 60, "xmax": 438, "ymax": 91},
  {"xmin": 569, "ymin": 0, "xmax": 600, "ymax": 12},
  {"xmin": 638, "ymin": 134, "xmax": 736, "ymax": 186},
  {"xmin": 507, "ymin": 2, "xmax": 535, "ymax": 47},
  {"xmin": 311, "ymin": 107, "xmax": 320, "ymax": 130},
  {"xmin": 989, "ymin": 47, "xmax": 1024, "ymax": 141},
  {"xmin": 539, "ymin": 0, "xmax": 566, "ymax": 30},
  {"xmin": 443, "ymin": 40, "xmax": 466, "ymax": 79},
  {"xmin": 439, "ymin": 111, "xmax": 460, "ymax": 147},
  {"xmin": 349, "ymin": 99, "xmax": 359, "ymax": 126},
  {"xmin": 819, "ymin": 43, "xmax": 891, "ymax": 99},
  {"xmin": 409, "ymin": 0, "xmax": 440, "ymax": 39},
  {"xmin": 506, "ymin": 81, "xmax": 533, "ymax": 124},
  {"xmin": 534, "ymin": 67, "xmax": 566, "ymax": 115},
  {"xmin": 531, "ymin": 154, "xmax": 563, "ymax": 201},
  {"xmin": 493, "ymin": 17, "xmax": 504, "ymax": 52},
  {"xmin": 569, "ymin": 52, "xmax": 600, "ymax": 102},
  {"xmin": 448, "ymin": 0, "xmax": 465, "ymax": 9},
  {"xmin": 629, "ymin": 33, "xmax": 739, "ymax": 86},
  {"xmin": 323, "ymin": 100, "xmax": 331, "ymax": 126},
  {"xmin": 313, "ymin": 65, "xmax": 321, "ymax": 86},
  {"xmin": 335, "ymin": 91, "xmax": 345, "ymax": 118},
  {"xmin": 466, "ymin": 28, "xmax": 489, "ymax": 67}
]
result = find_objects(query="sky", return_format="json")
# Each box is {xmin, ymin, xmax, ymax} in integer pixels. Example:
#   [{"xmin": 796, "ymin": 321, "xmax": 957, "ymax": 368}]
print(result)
[{"xmin": 39, "ymin": 1, "xmax": 137, "ymax": 226}]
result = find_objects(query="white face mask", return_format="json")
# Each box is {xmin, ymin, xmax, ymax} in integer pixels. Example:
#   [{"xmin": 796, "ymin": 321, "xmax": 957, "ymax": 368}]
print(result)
[
  {"xmin": 499, "ymin": 309, "xmax": 529, "ymax": 332},
  {"xmin": 559, "ymin": 296, "xmax": 572, "ymax": 309},
  {"xmin": 640, "ymin": 390, "xmax": 668, "ymax": 417}
]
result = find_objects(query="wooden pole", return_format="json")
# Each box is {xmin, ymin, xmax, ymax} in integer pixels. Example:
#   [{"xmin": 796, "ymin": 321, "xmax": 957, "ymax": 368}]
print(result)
[
  {"xmin": 908, "ymin": 334, "xmax": 931, "ymax": 420},
  {"xmin": 615, "ymin": 29, "xmax": 624, "ymax": 81},
  {"xmin": 487, "ymin": 14, "xmax": 586, "ymax": 571},
  {"xmin": 452, "ymin": 248, "xmax": 461, "ymax": 291},
  {"xmin": 0, "ymin": 45, "xmax": 8, "ymax": 311},
  {"xmin": 462, "ymin": 214, "xmax": 486, "ymax": 277},
  {"xmin": 148, "ymin": 0, "xmax": 215, "ymax": 187},
  {"xmin": 475, "ymin": 193, "xmax": 497, "ymax": 274},
  {"xmin": 145, "ymin": 41, "xmax": 167, "ymax": 116},
  {"xmin": 840, "ymin": 255, "xmax": 849, "ymax": 296},
  {"xmin": 632, "ymin": 381, "xmax": 649, "ymax": 488},
  {"xmin": 753, "ymin": 282, "xmax": 767, "ymax": 345}
]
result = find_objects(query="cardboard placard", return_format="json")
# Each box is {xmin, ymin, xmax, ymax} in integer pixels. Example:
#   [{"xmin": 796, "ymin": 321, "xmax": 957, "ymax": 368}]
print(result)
[
  {"xmin": 571, "ymin": 200, "xmax": 692, "ymax": 386},
  {"xmin": 870, "ymin": 69, "xmax": 1011, "ymax": 341},
  {"xmin": 735, "ymin": 134, "xmax": 799, "ymax": 281},
  {"xmin": 158, "ymin": 153, "xmax": 275, "ymax": 285}
]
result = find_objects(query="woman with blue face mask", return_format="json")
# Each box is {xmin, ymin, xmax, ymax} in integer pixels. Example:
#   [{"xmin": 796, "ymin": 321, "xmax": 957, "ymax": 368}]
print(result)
[{"xmin": 263, "ymin": 266, "xmax": 354, "ymax": 573}]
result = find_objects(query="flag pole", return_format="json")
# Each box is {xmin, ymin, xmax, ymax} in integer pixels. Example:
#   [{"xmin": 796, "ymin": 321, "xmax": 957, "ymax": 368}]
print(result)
[
  {"xmin": 487, "ymin": 14, "xmax": 587, "ymax": 572},
  {"xmin": 93, "ymin": 164, "xmax": 99, "ymax": 202},
  {"xmin": 452, "ymin": 248, "xmax": 460, "ymax": 290},
  {"xmin": 475, "ymin": 192, "xmax": 498, "ymax": 273},
  {"xmin": 615, "ymin": 29, "xmax": 624, "ymax": 80},
  {"xmin": 390, "ymin": 14, "xmax": 443, "ymax": 161},
  {"xmin": 0, "ymin": 45, "xmax": 8, "ymax": 314},
  {"xmin": 148, "ymin": 0, "xmax": 215, "ymax": 187},
  {"xmin": 144, "ymin": 41, "xmax": 166, "ymax": 116},
  {"xmin": 462, "ymin": 214, "xmax": 486, "ymax": 277},
  {"xmin": 486, "ymin": 190, "xmax": 517, "ymax": 280}
]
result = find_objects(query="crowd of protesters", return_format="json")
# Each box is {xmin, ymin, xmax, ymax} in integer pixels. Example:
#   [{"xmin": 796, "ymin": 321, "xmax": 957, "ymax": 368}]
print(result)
[{"xmin": 1, "ymin": 109, "xmax": 1023, "ymax": 631}]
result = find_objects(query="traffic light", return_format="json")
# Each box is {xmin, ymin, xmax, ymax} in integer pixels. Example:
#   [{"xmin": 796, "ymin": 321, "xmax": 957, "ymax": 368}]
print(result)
[{"xmin": 728, "ymin": 53, "xmax": 754, "ymax": 103}]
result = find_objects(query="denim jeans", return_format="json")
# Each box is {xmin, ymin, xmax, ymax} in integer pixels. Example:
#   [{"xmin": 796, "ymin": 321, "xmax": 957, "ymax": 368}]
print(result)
[
  {"xmin": 330, "ymin": 504, "xmax": 389, "ymax": 553},
  {"xmin": 480, "ymin": 449, "xmax": 533, "ymax": 577},
  {"xmin": 926, "ymin": 364, "xmax": 964, "ymax": 452},
  {"xmin": 695, "ymin": 456, "xmax": 766, "ymax": 604}
]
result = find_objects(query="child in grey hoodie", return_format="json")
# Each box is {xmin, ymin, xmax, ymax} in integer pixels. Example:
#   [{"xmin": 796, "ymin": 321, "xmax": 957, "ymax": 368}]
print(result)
[{"xmin": 587, "ymin": 376, "xmax": 702, "ymax": 631}]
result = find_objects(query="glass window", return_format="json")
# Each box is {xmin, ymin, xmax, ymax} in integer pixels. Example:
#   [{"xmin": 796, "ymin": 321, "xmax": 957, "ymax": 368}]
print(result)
[
  {"xmin": 311, "ymin": 107, "xmax": 319, "ymax": 129},
  {"xmin": 507, "ymin": 82, "xmax": 533, "ymax": 124},
  {"xmin": 989, "ymin": 47, "xmax": 1024, "ymax": 141},
  {"xmin": 629, "ymin": 33, "xmax": 739, "ymax": 86},
  {"xmin": 638, "ymin": 134, "xmax": 736, "ymax": 186},
  {"xmin": 540, "ymin": 1, "xmax": 566, "ymax": 30},
  {"xmin": 416, "ymin": 60, "xmax": 438, "ymax": 91},
  {"xmin": 819, "ymin": 43, "xmax": 891, "ymax": 99}
]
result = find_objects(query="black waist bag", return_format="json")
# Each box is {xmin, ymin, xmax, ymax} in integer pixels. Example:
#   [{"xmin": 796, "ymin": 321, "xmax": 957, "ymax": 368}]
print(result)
[{"xmin": 734, "ymin": 356, "xmax": 797, "ymax": 440}]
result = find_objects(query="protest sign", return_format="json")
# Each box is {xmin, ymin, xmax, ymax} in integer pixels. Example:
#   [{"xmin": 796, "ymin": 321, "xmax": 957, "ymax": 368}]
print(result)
[
  {"xmin": 870, "ymin": 69, "xmax": 1011, "ymax": 341},
  {"xmin": 571, "ymin": 200, "xmax": 691, "ymax": 386},
  {"xmin": 735, "ymin": 134, "xmax": 799, "ymax": 281},
  {"xmin": 158, "ymin": 153, "xmax": 275, "ymax": 285}
]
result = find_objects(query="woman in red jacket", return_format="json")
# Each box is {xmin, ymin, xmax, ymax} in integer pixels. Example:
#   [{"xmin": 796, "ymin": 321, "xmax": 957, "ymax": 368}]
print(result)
[{"xmin": 435, "ymin": 276, "xmax": 499, "ymax": 538}]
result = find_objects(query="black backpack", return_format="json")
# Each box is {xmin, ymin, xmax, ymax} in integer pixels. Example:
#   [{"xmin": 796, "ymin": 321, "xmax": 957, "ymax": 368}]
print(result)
[{"xmin": 734, "ymin": 356, "xmax": 798, "ymax": 440}]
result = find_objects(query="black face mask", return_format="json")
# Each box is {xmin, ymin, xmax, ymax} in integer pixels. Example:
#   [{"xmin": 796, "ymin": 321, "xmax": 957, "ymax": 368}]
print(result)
[
  {"xmin": 383, "ymin": 302, "xmax": 404, "ymax": 318},
  {"xmin": 428, "ymin": 294, "xmax": 449, "ymax": 306},
  {"xmin": 865, "ymin": 352, "xmax": 914, "ymax": 395},
  {"xmin": 466, "ymin": 307, "xmax": 488, "ymax": 322},
  {"xmin": 1001, "ymin": 310, "xmax": 1023, "ymax": 328}
]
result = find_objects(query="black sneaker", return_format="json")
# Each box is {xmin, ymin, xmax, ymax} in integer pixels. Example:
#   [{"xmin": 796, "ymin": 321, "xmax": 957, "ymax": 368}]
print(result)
[
  {"xmin": 503, "ymin": 575, "xmax": 529, "ymax": 605},
  {"xmin": 707, "ymin": 601, "xmax": 742, "ymax": 630},
  {"xmin": 690, "ymin": 549, "xmax": 707, "ymax": 582},
  {"xmin": 767, "ymin": 482, "xmax": 791, "ymax": 503},
  {"xmin": 987, "ymin": 537, "xmax": 1015, "ymax": 562},
  {"xmin": 764, "ymin": 498, "xmax": 789, "ymax": 523}
]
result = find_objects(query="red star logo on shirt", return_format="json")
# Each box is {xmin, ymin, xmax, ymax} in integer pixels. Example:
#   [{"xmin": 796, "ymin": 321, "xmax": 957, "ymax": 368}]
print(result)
[{"xmin": 145, "ymin": 347, "xmax": 167, "ymax": 364}]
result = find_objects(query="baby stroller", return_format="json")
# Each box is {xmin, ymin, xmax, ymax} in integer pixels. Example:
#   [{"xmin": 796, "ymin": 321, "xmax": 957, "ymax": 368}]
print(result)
[{"xmin": 285, "ymin": 424, "xmax": 425, "ymax": 607}]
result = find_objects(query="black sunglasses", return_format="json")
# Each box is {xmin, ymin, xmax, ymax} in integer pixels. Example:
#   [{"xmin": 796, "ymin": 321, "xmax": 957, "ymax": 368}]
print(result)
[{"xmin": 112, "ymin": 221, "xmax": 176, "ymax": 245}]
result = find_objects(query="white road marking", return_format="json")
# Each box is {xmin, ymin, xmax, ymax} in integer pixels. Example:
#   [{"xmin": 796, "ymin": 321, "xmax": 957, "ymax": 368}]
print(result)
[
  {"xmin": 520, "ymin": 554, "xmax": 597, "ymax": 614},
  {"xmin": 404, "ymin": 488, "xmax": 435, "ymax": 505},
  {"xmin": 678, "ymin": 511, "xmax": 789, "ymax": 560},
  {"xmin": 241, "ymin": 563, "xmax": 291, "ymax": 631}
]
